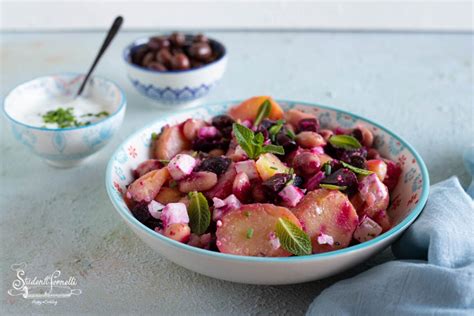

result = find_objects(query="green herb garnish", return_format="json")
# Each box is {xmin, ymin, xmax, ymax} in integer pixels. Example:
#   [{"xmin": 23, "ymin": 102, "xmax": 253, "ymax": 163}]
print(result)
[
  {"xmin": 253, "ymin": 99, "xmax": 271, "ymax": 127},
  {"xmin": 42, "ymin": 107, "xmax": 76, "ymax": 128},
  {"xmin": 42, "ymin": 107, "xmax": 108, "ymax": 128},
  {"xmin": 187, "ymin": 192, "xmax": 211, "ymax": 235},
  {"xmin": 268, "ymin": 119, "xmax": 285, "ymax": 142},
  {"xmin": 319, "ymin": 184, "xmax": 347, "ymax": 191},
  {"xmin": 323, "ymin": 162, "xmax": 332, "ymax": 176},
  {"xmin": 275, "ymin": 218, "xmax": 312, "ymax": 256},
  {"xmin": 95, "ymin": 111, "xmax": 109, "ymax": 117},
  {"xmin": 81, "ymin": 111, "xmax": 109, "ymax": 118},
  {"xmin": 328, "ymin": 135, "xmax": 361, "ymax": 150},
  {"xmin": 286, "ymin": 129, "xmax": 296, "ymax": 140},
  {"xmin": 246, "ymin": 228, "xmax": 254, "ymax": 239},
  {"xmin": 151, "ymin": 132, "xmax": 158, "ymax": 140},
  {"xmin": 232, "ymin": 123, "xmax": 285, "ymax": 159},
  {"xmin": 340, "ymin": 161, "xmax": 373, "ymax": 176},
  {"xmin": 244, "ymin": 211, "xmax": 251, "ymax": 217},
  {"xmin": 158, "ymin": 159, "xmax": 170, "ymax": 165}
]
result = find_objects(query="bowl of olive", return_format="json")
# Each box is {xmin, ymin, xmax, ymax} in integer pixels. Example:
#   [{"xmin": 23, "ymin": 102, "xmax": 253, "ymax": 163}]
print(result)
[{"xmin": 123, "ymin": 32, "xmax": 227, "ymax": 107}]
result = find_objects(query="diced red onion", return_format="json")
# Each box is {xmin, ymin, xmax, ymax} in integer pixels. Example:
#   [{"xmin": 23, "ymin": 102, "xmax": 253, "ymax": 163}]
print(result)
[
  {"xmin": 212, "ymin": 194, "xmax": 242, "ymax": 221},
  {"xmin": 234, "ymin": 145, "xmax": 248, "ymax": 159},
  {"xmin": 235, "ymin": 160, "xmax": 259, "ymax": 180},
  {"xmin": 310, "ymin": 146, "xmax": 324, "ymax": 155},
  {"xmin": 278, "ymin": 185, "xmax": 304, "ymax": 207},
  {"xmin": 241, "ymin": 120, "xmax": 252, "ymax": 128},
  {"xmin": 198, "ymin": 126, "xmax": 219, "ymax": 139},
  {"xmin": 269, "ymin": 232, "xmax": 281, "ymax": 250},
  {"xmin": 306, "ymin": 171, "xmax": 326, "ymax": 191},
  {"xmin": 148, "ymin": 200, "xmax": 165, "ymax": 219},
  {"xmin": 212, "ymin": 197, "xmax": 226, "ymax": 209},
  {"xmin": 317, "ymin": 233, "xmax": 334, "ymax": 245},
  {"xmin": 353, "ymin": 216, "xmax": 382, "ymax": 242},
  {"xmin": 160, "ymin": 203, "xmax": 189, "ymax": 227},
  {"xmin": 168, "ymin": 154, "xmax": 197, "ymax": 180},
  {"xmin": 359, "ymin": 173, "xmax": 387, "ymax": 202}
]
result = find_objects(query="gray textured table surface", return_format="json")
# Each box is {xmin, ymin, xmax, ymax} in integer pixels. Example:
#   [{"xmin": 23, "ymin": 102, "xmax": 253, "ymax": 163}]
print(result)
[{"xmin": 1, "ymin": 31, "xmax": 472, "ymax": 315}]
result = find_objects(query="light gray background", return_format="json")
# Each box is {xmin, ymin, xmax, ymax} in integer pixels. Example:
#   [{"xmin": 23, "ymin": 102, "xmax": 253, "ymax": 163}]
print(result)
[{"xmin": 1, "ymin": 31, "xmax": 472, "ymax": 315}]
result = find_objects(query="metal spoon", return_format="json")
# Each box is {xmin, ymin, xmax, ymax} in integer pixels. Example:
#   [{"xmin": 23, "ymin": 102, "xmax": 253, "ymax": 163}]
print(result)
[{"xmin": 76, "ymin": 16, "xmax": 124, "ymax": 97}]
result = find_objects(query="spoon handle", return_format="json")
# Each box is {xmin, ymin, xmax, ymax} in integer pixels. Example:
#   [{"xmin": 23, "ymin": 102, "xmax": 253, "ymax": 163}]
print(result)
[{"xmin": 76, "ymin": 16, "xmax": 124, "ymax": 97}]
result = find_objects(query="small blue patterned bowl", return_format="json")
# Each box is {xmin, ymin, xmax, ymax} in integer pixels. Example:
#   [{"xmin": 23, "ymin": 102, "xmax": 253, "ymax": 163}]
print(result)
[
  {"xmin": 123, "ymin": 35, "xmax": 227, "ymax": 108},
  {"xmin": 3, "ymin": 73, "xmax": 127, "ymax": 168}
]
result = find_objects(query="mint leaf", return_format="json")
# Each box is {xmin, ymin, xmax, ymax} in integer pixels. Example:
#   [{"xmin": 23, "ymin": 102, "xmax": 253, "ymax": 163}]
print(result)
[
  {"xmin": 233, "ymin": 123, "xmax": 284, "ymax": 159},
  {"xmin": 233, "ymin": 123, "xmax": 255, "ymax": 158},
  {"xmin": 286, "ymin": 129, "xmax": 296, "ymax": 140},
  {"xmin": 253, "ymin": 99, "xmax": 271, "ymax": 127},
  {"xmin": 340, "ymin": 161, "xmax": 373, "ymax": 176},
  {"xmin": 323, "ymin": 162, "xmax": 331, "ymax": 176},
  {"xmin": 328, "ymin": 135, "xmax": 361, "ymax": 150},
  {"xmin": 187, "ymin": 191, "xmax": 211, "ymax": 235},
  {"xmin": 275, "ymin": 218, "xmax": 312, "ymax": 256},
  {"xmin": 254, "ymin": 132, "xmax": 264, "ymax": 146},
  {"xmin": 261, "ymin": 144, "xmax": 285, "ymax": 155},
  {"xmin": 269, "ymin": 120, "xmax": 284, "ymax": 134},
  {"xmin": 320, "ymin": 183, "xmax": 347, "ymax": 191}
]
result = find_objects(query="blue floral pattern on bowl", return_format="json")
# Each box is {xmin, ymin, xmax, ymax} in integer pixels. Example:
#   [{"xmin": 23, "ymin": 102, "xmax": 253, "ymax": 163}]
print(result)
[{"xmin": 129, "ymin": 78, "xmax": 216, "ymax": 103}]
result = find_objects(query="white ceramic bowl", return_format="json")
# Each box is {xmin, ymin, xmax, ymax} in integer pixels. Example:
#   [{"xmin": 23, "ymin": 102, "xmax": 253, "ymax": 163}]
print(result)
[
  {"xmin": 106, "ymin": 100, "xmax": 429, "ymax": 285},
  {"xmin": 123, "ymin": 35, "xmax": 227, "ymax": 108},
  {"xmin": 3, "ymin": 74, "xmax": 126, "ymax": 168}
]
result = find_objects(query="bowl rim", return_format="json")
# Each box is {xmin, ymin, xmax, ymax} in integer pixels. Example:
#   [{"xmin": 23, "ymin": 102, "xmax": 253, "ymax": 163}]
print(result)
[
  {"xmin": 2, "ymin": 72, "xmax": 127, "ymax": 132},
  {"xmin": 123, "ymin": 34, "xmax": 227, "ymax": 74},
  {"xmin": 106, "ymin": 99, "xmax": 430, "ymax": 263}
]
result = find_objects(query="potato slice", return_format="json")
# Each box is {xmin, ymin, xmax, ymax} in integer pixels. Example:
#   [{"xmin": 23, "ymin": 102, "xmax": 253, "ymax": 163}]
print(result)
[
  {"xmin": 134, "ymin": 159, "xmax": 162, "ymax": 179},
  {"xmin": 357, "ymin": 174, "xmax": 390, "ymax": 218},
  {"xmin": 153, "ymin": 125, "xmax": 191, "ymax": 160},
  {"xmin": 292, "ymin": 189, "xmax": 359, "ymax": 253},
  {"xmin": 216, "ymin": 204, "xmax": 301, "ymax": 257},
  {"xmin": 127, "ymin": 168, "xmax": 170, "ymax": 203},
  {"xmin": 255, "ymin": 153, "xmax": 290, "ymax": 181},
  {"xmin": 154, "ymin": 187, "xmax": 183, "ymax": 204}
]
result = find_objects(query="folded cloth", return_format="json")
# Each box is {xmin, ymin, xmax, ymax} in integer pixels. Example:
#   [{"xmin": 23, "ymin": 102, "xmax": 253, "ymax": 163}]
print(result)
[{"xmin": 307, "ymin": 177, "xmax": 474, "ymax": 316}]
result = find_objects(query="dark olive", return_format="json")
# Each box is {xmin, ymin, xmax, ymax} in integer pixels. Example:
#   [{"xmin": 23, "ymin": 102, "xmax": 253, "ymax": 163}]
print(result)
[
  {"xmin": 197, "ymin": 157, "xmax": 232, "ymax": 175},
  {"xmin": 189, "ymin": 42, "xmax": 212, "ymax": 61},
  {"xmin": 156, "ymin": 49, "xmax": 173, "ymax": 67},
  {"xmin": 148, "ymin": 62, "xmax": 167, "ymax": 71},
  {"xmin": 194, "ymin": 34, "xmax": 209, "ymax": 43},
  {"xmin": 131, "ymin": 46, "xmax": 149, "ymax": 65},
  {"xmin": 171, "ymin": 53, "xmax": 191, "ymax": 70},
  {"xmin": 190, "ymin": 59, "xmax": 204, "ymax": 68},
  {"xmin": 170, "ymin": 32, "xmax": 186, "ymax": 47},
  {"xmin": 141, "ymin": 52, "xmax": 155, "ymax": 67},
  {"xmin": 170, "ymin": 47, "xmax": 184, "ymax": 55},
  {"xmin": 150, "ymin": 36, "xmax": 170, "ymax": 50},
  {"xmin": 262, "ymin": 173, "xmax": 292, "ymax": 196}
]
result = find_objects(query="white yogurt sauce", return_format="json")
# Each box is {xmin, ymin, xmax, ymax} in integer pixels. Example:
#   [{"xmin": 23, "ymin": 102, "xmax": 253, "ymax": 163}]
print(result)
[{"xmin": 12, "ymin": 95, "xmax": 112, "ymax": 128}]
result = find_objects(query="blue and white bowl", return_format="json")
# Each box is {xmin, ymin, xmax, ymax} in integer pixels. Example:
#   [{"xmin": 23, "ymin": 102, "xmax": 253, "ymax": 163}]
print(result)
[
  {"xmin": 106, "ymin": 100, "xmax": 429, "ymax": 285},
  {"xmin": 3, "ymin": 74, "xmax": 126, "ymax": 168},
  {"xmin": 123, "ymin": 35, "xmax": 227, "ymax": 108}
]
